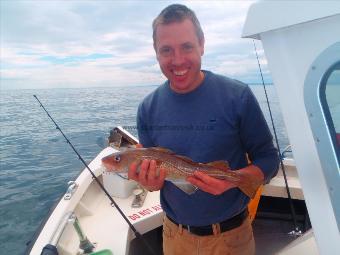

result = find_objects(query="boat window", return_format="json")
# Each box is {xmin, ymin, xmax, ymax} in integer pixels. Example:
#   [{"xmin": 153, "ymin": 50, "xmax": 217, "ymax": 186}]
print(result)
[
  {"xmin": 320, "ymin": 61, "xmax": 340, "ymax": 163},
  {"xmin": 305, "ymin": 42, "xmax": 340, "ymax": 230}
]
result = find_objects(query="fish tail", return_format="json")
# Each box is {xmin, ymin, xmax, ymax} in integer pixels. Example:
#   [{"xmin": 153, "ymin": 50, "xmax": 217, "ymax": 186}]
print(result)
[
  {"xmin": 237, "ymin": 182, "xmax": 259, "ymax": 199},
  {"xmin": 236, "ymin": 173, "xmax": 263, "ymax": 199}
]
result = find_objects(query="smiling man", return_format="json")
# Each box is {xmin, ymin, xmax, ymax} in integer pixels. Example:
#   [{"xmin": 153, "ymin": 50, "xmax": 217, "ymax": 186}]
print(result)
[
  {"xmin": 154, "ymin": 17, "xmax": 204, "ymax": 94},
  {"xmin": 129, "ymin": 4, "xmax": 279, "ymax": 255}
]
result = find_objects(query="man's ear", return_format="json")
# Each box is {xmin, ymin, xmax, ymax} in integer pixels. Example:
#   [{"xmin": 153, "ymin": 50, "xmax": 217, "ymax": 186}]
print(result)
[
  {"xmin": 154, "ymin": 43, "xmax": 160, "ymax": 60},
  {"xmin": 199, "ymin": 37, "xmax": 205, "ymax": 56}
]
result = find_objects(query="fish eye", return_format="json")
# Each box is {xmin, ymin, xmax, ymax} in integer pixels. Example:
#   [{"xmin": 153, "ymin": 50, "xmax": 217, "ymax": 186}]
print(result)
[{"xmin": 114, "ymin": 155, "xmax": 121, "ymax": 162}]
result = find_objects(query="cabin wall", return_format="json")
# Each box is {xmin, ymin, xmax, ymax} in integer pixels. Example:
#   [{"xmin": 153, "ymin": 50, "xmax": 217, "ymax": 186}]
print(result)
[{"xmin": 259, "ymin": 14, "xmax": 340, "ymax": 255}]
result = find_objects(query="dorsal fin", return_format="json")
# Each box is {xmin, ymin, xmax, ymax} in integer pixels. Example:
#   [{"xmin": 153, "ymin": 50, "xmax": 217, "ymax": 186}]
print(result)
[
  {"xmin": 174, "ymin": 154, "xmax": 195, "ymax": 164},
  {"xmin": 206, "ymin": 160, "xmax": 230, "ymax": 171},
  {"xmin": 148, "ymin": 147, "xmax": 175, "ymax": 154}
]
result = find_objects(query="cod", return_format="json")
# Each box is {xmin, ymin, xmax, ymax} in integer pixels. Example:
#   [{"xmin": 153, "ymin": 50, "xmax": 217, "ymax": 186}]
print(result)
[{"xmin": 101, "ymin": 147, "xmax": 262, "ymax": 198}]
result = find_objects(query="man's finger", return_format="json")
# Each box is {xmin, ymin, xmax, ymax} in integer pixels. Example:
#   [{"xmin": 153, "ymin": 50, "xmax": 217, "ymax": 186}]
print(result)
[
  {"xmin": 139, "ymin": 159, "xmax": 150, "ymax": 185},
  {"xmin": 148, "ymin": 160, "xmax": 157, "ymax": 180},
  {"xmin": 135, "ymin": 143, "xmax": 143, "ymax": 148},
  {"xmin": 128, "ymin": 161, "xmax": 139, "ymax": 180},
  {"xmin": 193, "ymin": 171, "xmax": 217, "ymax": 185},
  {"xmin": 187, "ymin": 176, "xmax": 218, "ymax": 194},
  {"xmin": 159, "ymin": 168, "xmax": 166, "ymax": 181}
]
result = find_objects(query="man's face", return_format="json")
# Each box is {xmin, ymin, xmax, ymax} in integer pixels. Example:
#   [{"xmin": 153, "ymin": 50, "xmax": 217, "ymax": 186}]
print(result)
[{"xmin": 154, "ymin": 19, "xmax": 205, "ymax": 94}]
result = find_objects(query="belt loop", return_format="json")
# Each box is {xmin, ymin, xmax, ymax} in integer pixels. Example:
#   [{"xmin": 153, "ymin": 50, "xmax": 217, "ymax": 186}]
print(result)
[{"xmin": 212, "ymin": 223, "xmax": 221, "ymax": 235}]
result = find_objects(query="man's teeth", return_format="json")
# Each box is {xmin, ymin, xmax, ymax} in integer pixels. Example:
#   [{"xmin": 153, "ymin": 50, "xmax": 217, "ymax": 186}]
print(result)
[{"xmin": 174, "ymin": 70, "xmax": 188, "ymax": 76}]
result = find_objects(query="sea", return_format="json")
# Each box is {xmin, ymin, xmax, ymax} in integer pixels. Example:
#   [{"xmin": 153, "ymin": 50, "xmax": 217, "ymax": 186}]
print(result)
[{"xmin": 0, "ymin": 85, "xmax": 290, "ymax": 255}]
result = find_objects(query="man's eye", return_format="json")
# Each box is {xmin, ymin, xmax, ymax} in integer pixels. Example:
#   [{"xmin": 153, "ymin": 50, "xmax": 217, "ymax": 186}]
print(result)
[
  {"xmin": 159, "ymin": 47, "xmax": 172, "ymax": 56},
  {"xmin": 183, "ymin": 44, "xmax": 193, "ymax": 52}
]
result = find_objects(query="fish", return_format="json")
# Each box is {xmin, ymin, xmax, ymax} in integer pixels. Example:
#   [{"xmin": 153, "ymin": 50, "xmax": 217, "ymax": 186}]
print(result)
[{"xmin": 101, "ymin": 147, "xmax": 262, "ymax": 198}]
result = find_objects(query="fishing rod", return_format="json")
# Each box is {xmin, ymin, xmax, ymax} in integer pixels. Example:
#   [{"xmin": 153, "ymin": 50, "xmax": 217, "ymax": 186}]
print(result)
[
  {"xmin": 33, "ymin": 95, "xmax": 157, "ymax": 255},
  {"xmin": 252, "ymin": 41, "xmax": 302, "ymax": 236}
]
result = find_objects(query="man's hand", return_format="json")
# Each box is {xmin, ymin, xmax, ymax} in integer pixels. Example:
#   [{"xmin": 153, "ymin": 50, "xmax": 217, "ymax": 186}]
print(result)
[
  {"xmin": 186, "ymin": 171, "xmax": 237, "ymax": 195},
  {"xmin": 128, "ymin": 144, "xmax": 166, "ymax": 191},
  {"xmin": 186, "ymin": 165, "xmax": 264, "ymax": 196}
]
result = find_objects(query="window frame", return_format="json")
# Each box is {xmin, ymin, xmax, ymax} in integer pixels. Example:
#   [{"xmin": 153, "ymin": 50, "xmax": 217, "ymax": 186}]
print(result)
[
  {"xmin": 319, "ymin": 61, "xmax": 340, "ymax": 161},
  {"xmin": 304, "ymin": 42, "xmax": 340, "ymax": 229}
]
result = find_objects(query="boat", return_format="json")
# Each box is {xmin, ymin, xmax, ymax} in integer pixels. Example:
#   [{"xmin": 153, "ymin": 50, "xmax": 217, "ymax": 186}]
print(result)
[
  {"xmin": 25, "ymin": 2, "xmax": 340, "ymax": 255},
  {"xmin": 242, "ymin": 2, "xmax": 340, "ymax": 254},
  {"xmin": 25, "ymin": 126, "xmax": 305, "ymax": 255}
]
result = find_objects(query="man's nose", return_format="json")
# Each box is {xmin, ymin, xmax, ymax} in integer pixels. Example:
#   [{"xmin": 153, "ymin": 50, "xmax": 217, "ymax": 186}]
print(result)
[{"xmin": 172, "ymin": 49, "xmax": 185, "ymax": 65}]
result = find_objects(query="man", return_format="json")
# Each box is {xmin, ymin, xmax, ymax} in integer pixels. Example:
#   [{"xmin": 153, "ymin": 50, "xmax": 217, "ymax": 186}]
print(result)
[{"xmin": 129, "ymin": 4, "xmax": 279, "ymax": 255}]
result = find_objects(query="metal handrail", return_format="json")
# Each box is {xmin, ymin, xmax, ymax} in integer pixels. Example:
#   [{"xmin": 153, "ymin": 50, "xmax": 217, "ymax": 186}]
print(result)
[
  {"xmin": 281, "ymin": 144, "xmax": 293, "ymax": 159},
  {"xmin": 49, "ymin": 212, "xmax": 74, "ymax": 246}
]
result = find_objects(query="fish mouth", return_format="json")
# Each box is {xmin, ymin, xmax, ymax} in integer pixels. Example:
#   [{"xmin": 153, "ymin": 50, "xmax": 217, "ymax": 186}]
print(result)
[{"xmin": 101, "ymin": 159, "xmax": 112, "ymax": 171}]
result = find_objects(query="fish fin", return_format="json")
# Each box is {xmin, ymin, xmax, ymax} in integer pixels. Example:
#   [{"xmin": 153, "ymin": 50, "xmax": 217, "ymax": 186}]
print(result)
[
  {"xmin": 174, "ymin": 155, "xmax": 195, "ymax": 164},
  {"xmin": 233, "ymin": 171, "xmax": 263, "ymax": 198},
  {"xmin": 237, "ymin": 181, "xmax": 261, "ymax": 199},
  {"xmin": 146, "ymin": 147, "xmax": 197, "ymax": 165},
  {"xmin": 149, "ymin": 147, "xmax": 175, "ymax": 154},
  {"xmin": 171, "ymin": 181, "xmax": 198, "ymax": 195},
  {"xmin": 206, "ymin": 160, "xmax": 230, "ymax": 171}
]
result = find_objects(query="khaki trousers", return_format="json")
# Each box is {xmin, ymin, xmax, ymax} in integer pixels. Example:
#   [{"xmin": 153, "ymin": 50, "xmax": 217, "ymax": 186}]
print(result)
[{"xmin": 163, "ymin": 216, "xmax": 255, "ymax": 255}]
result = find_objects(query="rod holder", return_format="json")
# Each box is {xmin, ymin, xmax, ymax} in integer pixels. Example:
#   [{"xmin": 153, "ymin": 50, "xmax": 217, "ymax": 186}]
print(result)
[{"xmin": 68, "ymin": 213, "xmax": 95, "ymax": 253}]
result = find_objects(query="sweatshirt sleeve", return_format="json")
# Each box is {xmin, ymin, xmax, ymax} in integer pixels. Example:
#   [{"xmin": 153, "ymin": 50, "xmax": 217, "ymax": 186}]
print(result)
[{"xmin": 239, "ymin": 86, "xmax": 279, "ymax": 183}]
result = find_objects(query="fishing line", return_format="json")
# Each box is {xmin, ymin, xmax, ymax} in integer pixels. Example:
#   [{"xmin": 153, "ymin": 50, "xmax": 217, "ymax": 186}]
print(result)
[
  {"xmin": 252, "ymin": 41, "xmax": 302, "ymax": 236},
  {"xmin": 117, "ymin": 173, "xmax": 129, "ymax": 180},
  {"xmin": 33, "ymin": 95, "xmax": 157, "ymax": 255}
]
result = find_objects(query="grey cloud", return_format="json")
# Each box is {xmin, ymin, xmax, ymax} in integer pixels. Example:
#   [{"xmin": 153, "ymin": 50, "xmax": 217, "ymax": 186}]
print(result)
[
  {"xmin": 1, "ymin": 1, "xmax": 269, "ymax": 89},
  {"xmin": 1, "ymin": 1, "xmax": 165, "ymax": 46}
]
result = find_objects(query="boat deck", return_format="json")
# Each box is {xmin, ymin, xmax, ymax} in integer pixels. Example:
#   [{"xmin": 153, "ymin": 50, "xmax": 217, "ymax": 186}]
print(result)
[
  {"xmin": 253, "ymin": 218, "xmax": 304, "ymax": 254},
  {"xmin": 28, "ymin": 147, "xmax": 310, "ymax": 255}
]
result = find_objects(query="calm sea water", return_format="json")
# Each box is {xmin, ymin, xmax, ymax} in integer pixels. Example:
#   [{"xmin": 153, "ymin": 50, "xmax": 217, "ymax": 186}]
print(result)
[{"xmin": 0, "ymin": 85, "xmax": 289, "ymax": 255}]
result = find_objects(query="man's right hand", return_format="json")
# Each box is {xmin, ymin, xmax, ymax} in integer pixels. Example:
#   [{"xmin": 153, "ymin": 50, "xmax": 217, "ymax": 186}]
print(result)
[{"xmin": 128, "ymin": 144, "xmax": 166, "ymax": 191}]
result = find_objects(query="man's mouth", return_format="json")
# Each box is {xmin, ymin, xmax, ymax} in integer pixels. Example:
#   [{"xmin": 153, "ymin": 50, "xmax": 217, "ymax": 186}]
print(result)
[{"xmin": 173, "ymin": 69, "xmax": 188, "ymax": 76}]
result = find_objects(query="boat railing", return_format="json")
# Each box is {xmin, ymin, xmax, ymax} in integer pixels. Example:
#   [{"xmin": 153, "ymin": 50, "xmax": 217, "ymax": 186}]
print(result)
[
  {"xmin": 281, "ymin": 144, "xmax": 293, "ymax": 159},
  {"xmin": 48, "ymin": 212, "xmax": 74, "ymax": 248}
]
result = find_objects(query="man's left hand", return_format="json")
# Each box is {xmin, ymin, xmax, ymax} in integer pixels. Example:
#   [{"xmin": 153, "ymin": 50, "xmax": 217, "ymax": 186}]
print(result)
[
  {"xmin": 187, "ymin": 165, "xmax": 264, "ymax": 196},
  {"xmin": 186, "ymin": 171, "xmax": 237, "ymax": 195}
]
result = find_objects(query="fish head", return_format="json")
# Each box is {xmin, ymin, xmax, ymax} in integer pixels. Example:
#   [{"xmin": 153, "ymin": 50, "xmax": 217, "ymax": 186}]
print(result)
[{"xmin": 101, "ymin": 150, "xmax": 137, "ymax": 173}]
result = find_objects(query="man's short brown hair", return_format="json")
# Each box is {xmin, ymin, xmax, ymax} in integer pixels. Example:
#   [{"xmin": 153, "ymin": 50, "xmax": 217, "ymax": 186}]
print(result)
[{"xmin": 152, "ymin": 4, "xmax": 204, "ymax": 49}]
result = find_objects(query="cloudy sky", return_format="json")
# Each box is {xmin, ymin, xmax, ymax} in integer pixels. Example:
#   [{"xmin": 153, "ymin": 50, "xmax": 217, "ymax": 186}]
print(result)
[{"xmin": 0, "ymin": 0, "xmax": 271, "ymax": 90}]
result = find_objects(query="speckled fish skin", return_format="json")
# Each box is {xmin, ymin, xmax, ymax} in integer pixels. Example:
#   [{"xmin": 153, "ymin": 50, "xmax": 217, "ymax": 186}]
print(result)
[{"xmin": 101, "ymin": 147, "xmax": 262, "ymax": 198}]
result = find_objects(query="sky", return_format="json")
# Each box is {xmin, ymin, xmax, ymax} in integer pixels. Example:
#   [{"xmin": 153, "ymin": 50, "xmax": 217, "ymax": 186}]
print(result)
[{"xmin": 0, "ymin": 0, "xmax": 272, "ymax": 90}]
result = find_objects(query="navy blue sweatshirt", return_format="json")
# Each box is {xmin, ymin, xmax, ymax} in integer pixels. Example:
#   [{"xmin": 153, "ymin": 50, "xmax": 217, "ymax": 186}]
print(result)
[{"xmin": 137, "ymin": 70, "xmax": 279, "ymax": 226}]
